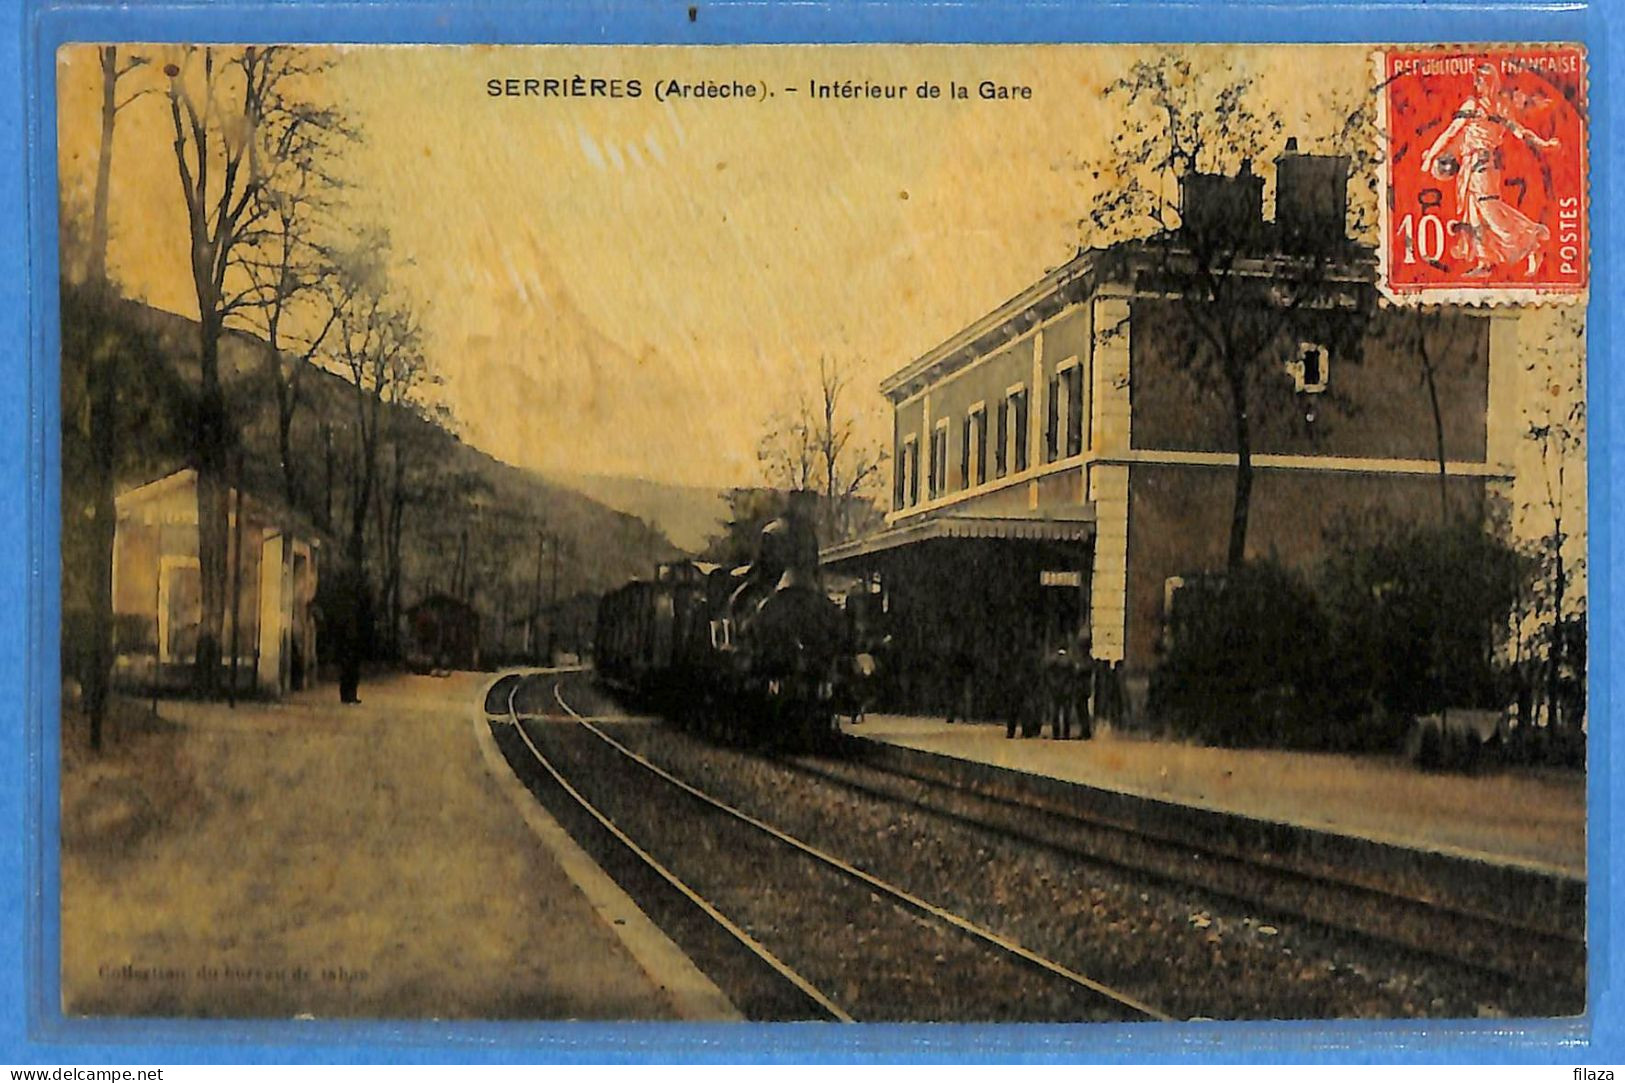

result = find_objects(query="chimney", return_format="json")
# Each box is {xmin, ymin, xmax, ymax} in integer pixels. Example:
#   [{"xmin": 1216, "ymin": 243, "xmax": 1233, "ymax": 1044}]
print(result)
[
  {"xmin": 1179, "ymin": 161, "xmax": 1264, "ymax": 247},
  {"xmin": 1274, "ymin": 136, "xmax": 1350, "ymax": 250}
]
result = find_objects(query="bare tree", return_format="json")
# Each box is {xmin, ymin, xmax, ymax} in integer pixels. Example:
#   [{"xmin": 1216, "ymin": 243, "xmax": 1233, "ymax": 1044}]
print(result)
[
  {"xmin": 1335, "ymin": 87, "xmax": 1472, "ymax": 525},
  {"xmin": 758, "ymin": 394, "xmax": 817, "ymax": 493},
  {"xmin": 89, "ymin": 47, "xmax": 154, "ymax": 285},
  {"xmin": 1523, "ymin": 310, "xmax": 1586, "ymax": 731},
  {"xmin": 328, "ymin": 234, "xmax": 426, "ymax": 578},
  {"xmin": 758, "ymin": 356, "xmax": 885, "ymax": 544},
  {"xmin": 71, "ymin": 47, "xmax": 157, "ymax": 750},
  {"xmin": 370, "ymin": 390, "xmax": 450, "ymax": 657},
  {"xmin": 238, "ymin": 92, "xmax": 355, "ymax": 513},
  {"xmin": 810, "ymin": 356, "xmax": 885, "ymax": 541},
  {"xmin": 80, "ymin": 49, "xmax": 139, "ymax": 750},
  {"xmin": 161, "ymin": 45, "xmax": 342, "ymax": 694}
]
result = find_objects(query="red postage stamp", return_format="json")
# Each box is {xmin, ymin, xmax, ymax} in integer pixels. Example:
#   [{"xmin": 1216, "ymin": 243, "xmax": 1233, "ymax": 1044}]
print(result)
[{"xmin": 1379, "ymin": 45, "xmax": 1588, "ymax": 303}]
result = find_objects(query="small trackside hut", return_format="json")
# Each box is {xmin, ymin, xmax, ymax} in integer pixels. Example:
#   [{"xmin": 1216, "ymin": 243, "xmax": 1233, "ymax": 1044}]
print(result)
[
  {"xmin": 823, "ymin": 143, "xmax": 1522, "ymax": 729},
  {"xmin": 405, "ymin": 593, "xmax": 481, "ymax": 672},
  {"xmin": 109, "ymin": 468, "xmax": 321, "ymax": 696}
]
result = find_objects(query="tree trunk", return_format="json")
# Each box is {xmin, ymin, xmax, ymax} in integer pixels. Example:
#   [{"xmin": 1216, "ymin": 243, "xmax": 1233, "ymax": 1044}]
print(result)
[
  {"xmin": 1420, "ymin": 339, "xmax": 1450, "ymax": 523},
  {"xmin": 1549, "ymin": 533, "xmax": 1564, "ymax": 730},
  {"xmin": 388, "ymin": 449, "xmax": 406, "ymax": 655},
  {"xmin": 193, "ymin": 311, "xmax": 230, "ymax": 696},
  {"xmin": 1225, "ymin": 364, "xmax": 1253, "ymax": 571},
  {"xmin": 89, "ymin": 47, "xmax": 117, "ymax": 285},
  {"xmin": 86, "ymin": 328, "xmax": 118, "ymax": 751},
  {"xmin": 322, "ymin": 422, "xmax": 334, "ymax": 532},
  {"xmin": 278, "ymin": 406, "xmax": 298, "ymax": 512},
  {"xmin": 84, "ymin": 46, "xmax": 121, "ymax": 749}
]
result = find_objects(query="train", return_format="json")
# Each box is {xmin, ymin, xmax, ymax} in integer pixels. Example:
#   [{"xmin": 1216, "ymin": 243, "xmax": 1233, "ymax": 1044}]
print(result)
[{"xmin": 594, "ymin": 491, "xmax": 854, "ymax": 746}]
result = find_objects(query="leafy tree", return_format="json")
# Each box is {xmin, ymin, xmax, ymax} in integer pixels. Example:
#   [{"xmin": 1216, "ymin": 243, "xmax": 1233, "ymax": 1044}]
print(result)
[
  {"xmin": 1319, "ymin": 516, "xmax": 1528, "ymax": 726},
  {"xmin": 1081, "ymin": 52, "xmax": 1364, "ymax": 570}
]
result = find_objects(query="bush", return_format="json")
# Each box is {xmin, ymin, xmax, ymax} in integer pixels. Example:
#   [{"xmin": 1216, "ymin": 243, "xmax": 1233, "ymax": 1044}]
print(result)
[
  {"xmin": 1148, "ymin": 561, "xmax": 1337, "ymax": 749},
  {"xmin": 1320, "ymin": 516, "xmax": 1526, "ymax": 720},
  {"xmin": 1148, "ymin": 517, "xmax": 1528, "ymax": 756}
]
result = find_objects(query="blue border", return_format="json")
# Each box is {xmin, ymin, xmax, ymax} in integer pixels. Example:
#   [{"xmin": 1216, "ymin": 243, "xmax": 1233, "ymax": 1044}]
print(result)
[{"xmin": 6, "ymin": 0, "xmax": 1618, "ymax": 1064}]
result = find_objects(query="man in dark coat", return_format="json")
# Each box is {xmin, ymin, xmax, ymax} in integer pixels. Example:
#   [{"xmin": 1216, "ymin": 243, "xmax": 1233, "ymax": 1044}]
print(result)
[{"xmin": 330, "ymin": 559, "xmax": 367, "ymax": 705}]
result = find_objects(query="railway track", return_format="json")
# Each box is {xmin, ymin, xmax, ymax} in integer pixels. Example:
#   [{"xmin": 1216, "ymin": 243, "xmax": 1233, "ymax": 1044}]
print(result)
[
  {"xmin": 490, "ymin": 670, "xmax": 1583, "ymax": 1020},
  {"xmin": 773, "ymin": 743, "xmax": 1585, "ymax": 1007},
  {"xmin": 488, "ymin": 672, "xmax": 1171, "ymax": 1024}
]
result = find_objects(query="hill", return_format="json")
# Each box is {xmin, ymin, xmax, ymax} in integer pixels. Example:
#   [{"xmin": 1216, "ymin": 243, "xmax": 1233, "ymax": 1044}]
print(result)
[
  {"xmin": 545, "ymin": 472, "xmax": 730, "ymax": 555},
  {"xmin": 71, "ymin": 296, "xmax": 682, "ymax": 662}
]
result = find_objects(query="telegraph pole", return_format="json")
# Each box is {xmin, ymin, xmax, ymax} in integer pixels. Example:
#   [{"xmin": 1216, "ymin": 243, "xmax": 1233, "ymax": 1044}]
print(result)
[
  {"xmin": 531, "ymin": 528, "xmax": 545, "ymax": 664},
  {"xmin": 228, "ymin": 451, "xmax": 245, "ymax": 708},
  {"xmin": 547, "ymin": 534, "xmax": 561, "ymax": 662},
  {"xmin": 455, "ymin": 527, "xmax": 469, "ymax": 600}
]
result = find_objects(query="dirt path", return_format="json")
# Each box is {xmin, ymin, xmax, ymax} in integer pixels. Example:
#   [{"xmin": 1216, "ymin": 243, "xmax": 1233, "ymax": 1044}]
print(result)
[{"xmin": 60, "ymin": 673, "xmax": 685, "ymax": 1020}]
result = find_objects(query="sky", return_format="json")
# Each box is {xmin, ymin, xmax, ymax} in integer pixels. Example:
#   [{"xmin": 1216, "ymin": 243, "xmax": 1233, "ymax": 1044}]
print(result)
[
  {"xmin": 55, "ymin": 41, "xmax": 1584, "ymax": 527},
  {"xmin": 57, "ymin": 43, "xmax": 1393, "ymax": 488}
]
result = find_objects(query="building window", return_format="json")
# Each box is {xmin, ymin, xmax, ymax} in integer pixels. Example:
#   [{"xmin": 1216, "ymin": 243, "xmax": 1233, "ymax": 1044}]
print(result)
[
  {"xmin": 908, "ymin": 437, "xmax": 920, "ymax": 506},
  {"xmin": 894, "ymin": 436, "xmax": 907, "ymax": 509},
  {"xmin": 1010, "ymin": 386, "xmax": 1029, "ymax": 472},
  {"xmin": 995, "ymin": 400, "xmax": 1009, "ymax": 478},
  {"xmin": 1288, "ymin": 342, "xmax": 1330, "ymax": 394},
  {"xmin": 1046, "ymin": 374, "xmax": 1060, "ymax": 462},
  {"xmin": 897, "ymin": 434, "xmax": 920, "ymax": 508},
  {"xmin": 959, "ymin": 405, "xmax": 987, "ymax": 490},
  {"xmin": 960, "ymin": 415, "xmax": 972, "ymax": 489},
  {"xmin": 1064, "ymin": 362, "xmax": 1084, "ymax": 456},
  {"xmin": 972, "ymin": 405, "xmax": 988, "ymax": 485},
  {"xmin": 997, "ymin": 385, "xmax": 1028, "ymax": 477},
  {"xmin": 929, "ymin": 419, "xmax": 948, "ymax": 499}
]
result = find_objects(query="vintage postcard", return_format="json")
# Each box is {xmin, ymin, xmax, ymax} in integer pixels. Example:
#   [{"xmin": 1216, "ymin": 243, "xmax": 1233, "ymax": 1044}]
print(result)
[{"xmin": 53, "ymin": 41, "xmax": 1587, "ymax": 1030}]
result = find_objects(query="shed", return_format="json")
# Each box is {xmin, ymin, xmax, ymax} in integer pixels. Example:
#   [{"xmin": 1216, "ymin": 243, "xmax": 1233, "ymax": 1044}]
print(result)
[
  {"xmin": 406, "ymin": 594, "xmax": 481, "ymax": 672},
  {"xmin": 111, "ymin": 468, "xmax": 320, "ymax": 695}
]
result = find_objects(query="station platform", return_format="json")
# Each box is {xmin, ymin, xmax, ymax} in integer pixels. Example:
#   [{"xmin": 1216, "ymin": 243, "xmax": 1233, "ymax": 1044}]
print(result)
[
  {"xmin": 841, "ymin": 713, "xmax": 1587, "ymax": 880},
  {"xmin": 59, "ymin": 671, "xmax": 734, "ymax": 1021}
]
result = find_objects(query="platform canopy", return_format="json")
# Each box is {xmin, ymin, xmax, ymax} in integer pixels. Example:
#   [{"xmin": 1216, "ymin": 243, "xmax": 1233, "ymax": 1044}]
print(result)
[{"xmin": 821, "ymin": 510, "xmax": 1096, "ymax": 566}]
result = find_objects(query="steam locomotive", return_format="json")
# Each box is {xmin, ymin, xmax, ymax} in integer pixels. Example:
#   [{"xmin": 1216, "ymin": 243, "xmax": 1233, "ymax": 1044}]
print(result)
[{"xmin": 594, "ymin": 491, "xmax": 851, "ymax": 746}]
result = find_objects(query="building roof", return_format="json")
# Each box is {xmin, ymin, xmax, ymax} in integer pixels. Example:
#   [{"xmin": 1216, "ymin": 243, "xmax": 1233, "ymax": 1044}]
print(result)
[
  {"xmin": 407, "ymin": 593, "xmax": 479, "ymax": 617},
  {"xmin": 821, "ymin": 509, "xmax": 1096, "ymax": 565},
  {"xmin": 880, "ymin": 155, "xmax": 1382, "ymax": 403},
  {"xmin": 114, "ymin": 467, "xmax": 322, "ymax": 542},
  {"xmin": 878, "ymin": 248, "xmax": 1109, "ymax": 401}
]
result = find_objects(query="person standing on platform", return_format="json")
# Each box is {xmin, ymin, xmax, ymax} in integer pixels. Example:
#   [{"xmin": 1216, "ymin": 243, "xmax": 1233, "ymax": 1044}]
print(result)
[
  {"xmin": 331, "ymin": 560, "xmax": 366, "ymax": 705},
  {"xmin": 1004, "ymin": 644, "xmax": 1038, "ymax": 739},
  {"xmin": 1042, "ymin": 644, "xmax": 1066, "ymax": 739},
  {"xmin": 1069, "ymin": 631, "xmax": 1094, "ymax": 741},
  {"xmin": 1043, "ymin": 634, "xmax": 1092, "ymax": 740}
]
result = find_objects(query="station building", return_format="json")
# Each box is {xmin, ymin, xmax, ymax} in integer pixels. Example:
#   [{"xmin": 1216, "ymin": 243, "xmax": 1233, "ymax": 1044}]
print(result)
[
  {"xmin": 111, "ymin": 468, "xmax": 321, "ymax": 695},
  {"xmin": 822, "ymin": 145, "xmax": 1523, "ymax": 723}
]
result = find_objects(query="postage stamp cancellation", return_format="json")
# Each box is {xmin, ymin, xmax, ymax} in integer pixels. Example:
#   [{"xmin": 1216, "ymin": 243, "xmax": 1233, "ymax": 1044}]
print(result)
[{"xmin": 1379, "ymin": 45, "xmax": 1588, "ymax": 303}]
